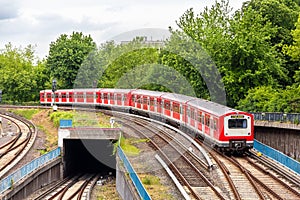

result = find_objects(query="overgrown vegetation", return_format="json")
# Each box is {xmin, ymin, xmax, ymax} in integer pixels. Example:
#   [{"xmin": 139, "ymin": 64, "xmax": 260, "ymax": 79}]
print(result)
[
  {"xmin": 113, "ymin": 136, "xmax": 149, "ymax": 156},
  {"xmin": 49, "ymin": 110, "xmax": 112, "ymax": 128},
  {"xmin": 10, "ymin": 109, "xmax": 40, "ymax": 120},
  {"xmin": 140, "ymin": 174, "xmax": 174, "ymax": 200}
]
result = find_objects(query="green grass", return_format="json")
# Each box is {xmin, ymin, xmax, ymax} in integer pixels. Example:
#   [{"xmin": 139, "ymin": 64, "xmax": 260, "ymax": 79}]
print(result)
[
  {"xmin": 141, "ymin": 175, "xmax": 160, "ymax": 185},
  {"xmin": 50, "ymin": 111, "xmax": 74, "ymax": 127},
  {"xmin": 113, "ymin": 136, "xmax": 149, "ymax": 156},
  {"xmin": 10, "ymin": 109, "xmax": 40, "ymax": 120},
  {"xmin": 140, "ymin": 174, "xmax": 174, "ymax": 200},
  {"xmin": 49, "ymin": 110, "xmax": 113, "ymax": 128}
]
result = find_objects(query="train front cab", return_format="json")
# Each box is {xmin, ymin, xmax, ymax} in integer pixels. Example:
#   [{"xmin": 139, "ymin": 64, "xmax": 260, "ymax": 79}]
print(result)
[{"xmin": 219, "ymin": 112, "xmax": 254, "ymax": 152}]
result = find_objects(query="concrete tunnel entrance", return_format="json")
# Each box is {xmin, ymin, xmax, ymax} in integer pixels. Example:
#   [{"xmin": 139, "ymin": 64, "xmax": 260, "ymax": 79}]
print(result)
[{"xmin": 63, "ymin": 139, "xmax": 116, "ymax": 177}]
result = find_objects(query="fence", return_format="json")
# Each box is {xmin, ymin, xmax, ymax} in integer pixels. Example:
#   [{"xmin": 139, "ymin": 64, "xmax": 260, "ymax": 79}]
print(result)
[
  {"xmin": 254, "ymin": 140, "xmax": 300, "ymax": 174},
  {"xmin": 252, "ymin": 112, "xmax": 300, "ymax": 124},
  {"xmin": 0, "ymin": 147, "xmax": 61, "ymax": 194},
  {"xmin": 117, "ymin": 147, "xmax": 151, "ymax": 200}
]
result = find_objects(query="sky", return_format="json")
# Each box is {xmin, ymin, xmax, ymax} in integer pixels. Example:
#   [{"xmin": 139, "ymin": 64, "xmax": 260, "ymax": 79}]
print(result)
[{"xmin": 0, "ymin": 0, "xmax": 245, "ymax": 59}]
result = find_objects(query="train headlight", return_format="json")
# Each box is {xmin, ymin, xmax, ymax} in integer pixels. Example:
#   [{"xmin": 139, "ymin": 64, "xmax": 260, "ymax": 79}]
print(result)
[{"xmin": 248, "ymin": 132, "xmax": 250, "ymax": 135}]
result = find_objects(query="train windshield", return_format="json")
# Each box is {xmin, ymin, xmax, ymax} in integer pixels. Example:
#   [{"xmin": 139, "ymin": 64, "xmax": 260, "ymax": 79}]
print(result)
[{"xmin": 228, "ymin": 119, "xmax": 247, "ymax": 129}]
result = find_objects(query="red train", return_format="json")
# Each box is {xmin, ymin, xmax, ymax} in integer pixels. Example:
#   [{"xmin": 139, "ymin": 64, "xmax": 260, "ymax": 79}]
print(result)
[{"xmin": 40, "ymin": 88, "xmax": 254, "ymax": 152}]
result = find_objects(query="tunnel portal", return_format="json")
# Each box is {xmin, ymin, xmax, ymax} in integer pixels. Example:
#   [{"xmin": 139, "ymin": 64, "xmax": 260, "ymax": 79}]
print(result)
[{"xmin": 63, "ymin": 139, "xmax": 116, "ymax": 177}]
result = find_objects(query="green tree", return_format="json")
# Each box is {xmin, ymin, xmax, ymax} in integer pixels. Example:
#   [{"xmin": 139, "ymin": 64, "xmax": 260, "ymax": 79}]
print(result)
[
  {"xmin": 171, "ymin": 0, "xmax": 287, "ymax": 106},
  {"xmin": 46, "ymin": 32, "xmax": 96, "ymax": 89},
  {"xmin": 0, "ymin": 43, "xmax": 43, "ymax": 103},
  {"xmin": 237, "ymin": 86, "xmax": 277, "ymax": 111},
  {"xmin": 97, "ymin": 37, "xmax": 161, "ymax": 89},
  {"xmin": 283, "ymin": 14, "xmax": 300, "ymax": 84},
  {"xmin": 243, "ymin": 0, "xmax": 300, "ymax": 85}
]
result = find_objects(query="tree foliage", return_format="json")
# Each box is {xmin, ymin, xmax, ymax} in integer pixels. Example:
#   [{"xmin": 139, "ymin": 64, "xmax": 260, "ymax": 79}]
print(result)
[
  {"xmin": 238, "ymin": 85, "xmax": 300, "ymax": 113},
  {"xmin": 46, "ymin": 32, "xmax": 96, "ymax": 89},
  {"xmin": 0, "ymin": 43, "xmax": 47, "ymax": 103},
  {"xmin": 173, "ymin": 0, "xmax": 288, "ymax": 106}
]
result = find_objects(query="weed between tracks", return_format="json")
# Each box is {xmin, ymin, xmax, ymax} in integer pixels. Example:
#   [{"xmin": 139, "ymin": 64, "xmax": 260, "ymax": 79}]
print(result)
[{"xmin": 141, "ymin": 174, "xmax": 174, "ymax": 200}]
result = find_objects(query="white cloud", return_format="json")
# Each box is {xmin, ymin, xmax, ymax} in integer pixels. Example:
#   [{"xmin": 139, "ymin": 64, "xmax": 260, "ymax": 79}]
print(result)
[{"xmin": 0, "ymin": 0, "xmax": 245, "ymax": 59}]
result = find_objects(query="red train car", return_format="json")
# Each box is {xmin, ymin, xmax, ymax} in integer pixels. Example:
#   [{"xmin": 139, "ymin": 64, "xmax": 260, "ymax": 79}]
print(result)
[
  {"xmin": 131, "ymin": 90, "xmax": 165, "ymax": 115},
  {"xmin": 40, "ymin": 88, "xmax": 254, "ymax": 152}
]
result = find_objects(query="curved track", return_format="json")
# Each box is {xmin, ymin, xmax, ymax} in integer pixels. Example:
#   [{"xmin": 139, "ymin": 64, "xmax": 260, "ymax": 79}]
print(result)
[{"xmin": 0, "ymin": 111, "xmax": 37, "ymax": 178}]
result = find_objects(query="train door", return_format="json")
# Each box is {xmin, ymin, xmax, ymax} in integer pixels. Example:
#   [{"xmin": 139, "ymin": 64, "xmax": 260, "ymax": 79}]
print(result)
[
  {"xmin": 210, "ymin": 117, "xmax": 214, "ymax": 138},
  {"xmin": 121, "ymin": 94, "xmax": 125, "ymax": 106},
  {"xmin": 170, "ymin": 102, "xmax": 173, "ymax": 118},
  {"xmin": 197, "ymin": 111, "xmax": 203, "ymax": 132},
  {"xmin": 180, "ymin": 104, "xmax": 183, "ymax": 121},
  {"xmin": 161, "ymin": 99, "xmax": 164, "ymax": 116},
  {"xmin": 204, "ymin": 114, "xmax": 210, "ymax": 135},
  {"xmin": 154, "ymin": 98, "xmax": 157, "ymax": 112},
  {"xmin": 108, "ymin": 93, "xmax": 111, "ymax": 105},
  {"xmin": 101, "ymin": 93, "xmax": 104, "ymax": 104},
  {"xmin": 114, "ymin": 93, "xmax": 117, "ymax": 105},
  {"xmin": 187, "ymin": 106, "xmax": 191, "ymax": 125}
]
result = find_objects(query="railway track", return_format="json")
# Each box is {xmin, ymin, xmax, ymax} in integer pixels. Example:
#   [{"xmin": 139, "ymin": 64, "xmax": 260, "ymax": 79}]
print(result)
[
  {"xmin": 197, "ymin": 138, "xmax": 300, "ymax": 200},
  {"xmin": 35, "ymin": 174, "xmax": 99, "ymax": 200},
  {"xmin": 118, "ymin": 112, "xmax": 300, "ymax": 200},
  {"xmin": 117, "ymin": 115, "xmax": 226, "ymax": 200},
  {"xmin": 0, "ymin": 111, "xmax": 36, "ymax": 178},
  {"xmin": 1, "ymin": 106, "xmax": 299, "ymax": 200}
]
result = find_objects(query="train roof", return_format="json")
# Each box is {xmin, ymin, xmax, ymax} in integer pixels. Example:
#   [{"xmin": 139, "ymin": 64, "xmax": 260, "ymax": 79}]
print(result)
[
  {"xmin": 188, "ymin": 98, "xmax": 239, "ymax": 116},
  {"xmin": 132, "ymin": 89, "xmax": 165, "ymax": 97},
  {"xmin": 161, "ymin": 93, "xmax": 196, "ymax": 103},
  {"xmin": 100, "ymin": 88, "xmax": 134, "ymax": 93}
]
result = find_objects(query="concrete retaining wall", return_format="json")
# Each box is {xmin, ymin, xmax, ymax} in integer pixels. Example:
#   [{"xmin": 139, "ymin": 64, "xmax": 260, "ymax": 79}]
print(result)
[
  {"xmin": 116, "ymin": 156, "xmax": 140, "ymax": 200},
  {"xmin": 255, "ymin": 126, "xmax": 300, "ymax": 161},
  {"xmin": 1, "ymin": 158, "xmax": 62, "ymax": 200}
]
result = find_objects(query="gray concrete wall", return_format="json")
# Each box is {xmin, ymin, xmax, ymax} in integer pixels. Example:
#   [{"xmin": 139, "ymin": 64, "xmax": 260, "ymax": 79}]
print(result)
[
  {"xmin": 1, "ymin": 158, "xmax": 62, "ymax": 200},
  {"xmin": 255, "ymin": 126, "xmax": 300, "ymax": 161},
  {"xmin": 116, "ymin": 157, "xmax": 140, "ymax": 200}
]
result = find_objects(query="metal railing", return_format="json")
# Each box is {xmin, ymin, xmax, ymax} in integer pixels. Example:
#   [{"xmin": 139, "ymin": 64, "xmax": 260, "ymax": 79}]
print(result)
[
  {"xmin": 251, "ymin": 112, "xmax": 300, "ymax": 124},
  {"xmin": 0, "ymin": 147, "xmax": 61, "ymax": 194}
]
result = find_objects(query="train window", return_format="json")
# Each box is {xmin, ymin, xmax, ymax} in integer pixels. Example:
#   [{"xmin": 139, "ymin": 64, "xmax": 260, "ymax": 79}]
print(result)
[
  {"xmin": 205, "ymin": 116, "xmax": 210, "ymax": 126},
  {"xmin": 164, "ymin": 102, "xmax": 170, "ymax": 110},
  {"xmin": 180, "ymin": 105, "xmax": 183, "ymax": 114},
  {"xmin": 150, "ymin": 99, "xmax": 154, "ymax": 106},
  {"xmin": 191, "ymin": 110, "xmax": 195, "ymax": 119},
  {"xmin": 173, "ymin": 104, "xmax": 180, "ymax": 113},
  {"xmin": 213, "ymin": 119, "xmax": 218, "ymax": 130},
  {"xmin": 197, "ymin": 112, "xmax": 202, "ymax": 123},
  {"xmin": 228, "ymin": 119, "xmax": 247, "ymax": 129},
  {"xmin": 103, "ymin": 94, "xmax": 107, "ymax": 100},
  {"xmin": 143, "ymin": 98, "xmax": 148, "ymax": 104},
  {"xmin": 137, "ymin": 95, "xmax": 141, "ymax": 103}
]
